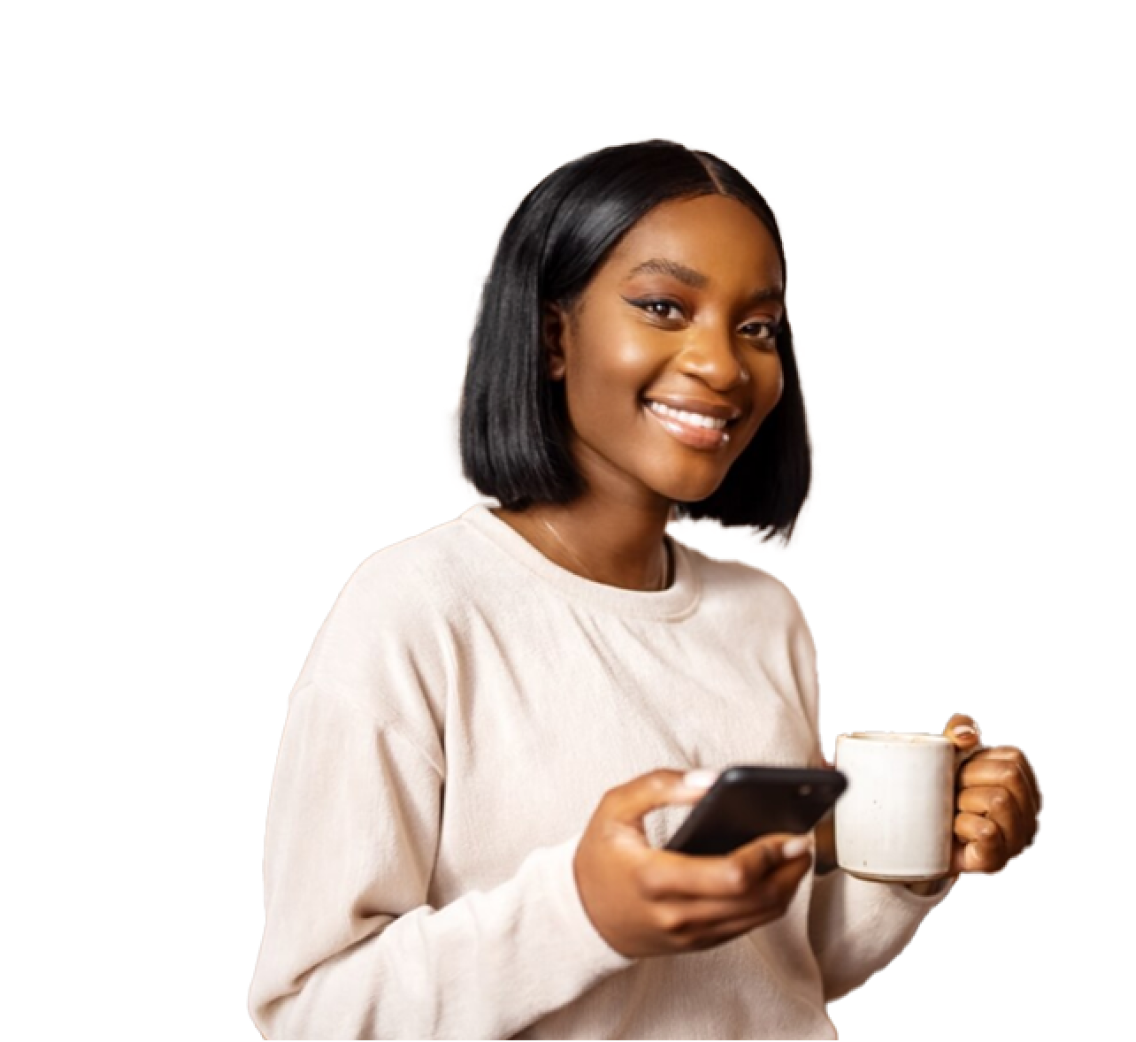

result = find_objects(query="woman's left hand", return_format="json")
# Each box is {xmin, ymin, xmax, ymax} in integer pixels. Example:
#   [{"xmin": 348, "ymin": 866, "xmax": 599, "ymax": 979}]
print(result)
[{"xmin": 943, "ymin": 714, "xmax": 1042, "ymax": 874}]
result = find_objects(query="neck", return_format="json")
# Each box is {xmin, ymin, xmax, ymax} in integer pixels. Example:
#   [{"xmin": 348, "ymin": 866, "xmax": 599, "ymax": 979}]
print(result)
[{"xmin": 492, "ymin": 496, "xmax": 674, "ymax": 592}]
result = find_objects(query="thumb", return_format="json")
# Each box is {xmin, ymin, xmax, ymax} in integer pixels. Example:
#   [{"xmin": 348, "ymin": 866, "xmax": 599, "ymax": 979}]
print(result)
[
  {"xmin": 603, "ymin": 767, "xmax": 719, "ymax": 827},
  {"xmin": 943, "ymin": 713, "xmax": 981, "ymax": 753}
]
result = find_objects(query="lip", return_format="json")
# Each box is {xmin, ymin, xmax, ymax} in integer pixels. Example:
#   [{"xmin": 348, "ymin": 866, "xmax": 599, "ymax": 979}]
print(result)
[{"xmin": 642, "ymin": 395, "xmax": 743, "ymax": 422}]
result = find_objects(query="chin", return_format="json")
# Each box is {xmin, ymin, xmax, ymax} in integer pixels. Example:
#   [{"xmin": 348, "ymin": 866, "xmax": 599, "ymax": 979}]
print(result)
[{"xmin": 651, "ymin": 470, "xmax": 731, "ymax": 506}]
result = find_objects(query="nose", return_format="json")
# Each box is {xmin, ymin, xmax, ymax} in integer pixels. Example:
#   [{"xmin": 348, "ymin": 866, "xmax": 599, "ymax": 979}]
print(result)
[{"xmin": 677, "ymin": 326, "xmax": 752, "ymax": 391}]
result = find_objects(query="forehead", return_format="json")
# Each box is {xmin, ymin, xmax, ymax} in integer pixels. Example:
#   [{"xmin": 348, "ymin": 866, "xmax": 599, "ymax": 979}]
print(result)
[{"xmin": 600, "ymin": 194, "xmax": 783, "ymax": 288}]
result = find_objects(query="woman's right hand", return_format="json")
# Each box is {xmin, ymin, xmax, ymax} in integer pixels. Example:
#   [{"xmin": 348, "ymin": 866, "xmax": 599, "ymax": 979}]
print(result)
[{"xmin": 573, "ymin": 768, "xmax": 814, "ymax": 959}]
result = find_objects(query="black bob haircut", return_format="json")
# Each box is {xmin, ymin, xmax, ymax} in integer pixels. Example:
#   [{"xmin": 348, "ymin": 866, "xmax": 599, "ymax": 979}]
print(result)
[{"xmin": 459, "ymin": 139, "xmax": 811, "ymax": 542}]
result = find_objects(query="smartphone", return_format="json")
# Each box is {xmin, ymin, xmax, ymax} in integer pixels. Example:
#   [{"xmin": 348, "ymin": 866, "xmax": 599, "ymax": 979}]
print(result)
[{"xmin": 664, "ymin": 765, "xmax": 848, "ymax": 857}]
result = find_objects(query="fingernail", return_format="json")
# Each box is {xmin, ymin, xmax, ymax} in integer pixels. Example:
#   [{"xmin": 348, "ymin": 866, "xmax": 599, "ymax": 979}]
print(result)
[
  {"xmin": 682, "ymin": 769, "xmax": 718, "ymax": 790},
  {"xmin": 952, "ymin": 725, "xmax": 978, "ymax": 739},
  {"xmin": 782, "ymin": 837, "xmax": 811, "ymax": 859}
]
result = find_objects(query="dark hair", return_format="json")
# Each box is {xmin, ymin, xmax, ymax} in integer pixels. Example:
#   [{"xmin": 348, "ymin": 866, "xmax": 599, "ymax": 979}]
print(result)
[{"xmin": 459, "ymin": 139, "xmax": 811, "ymax": 541}]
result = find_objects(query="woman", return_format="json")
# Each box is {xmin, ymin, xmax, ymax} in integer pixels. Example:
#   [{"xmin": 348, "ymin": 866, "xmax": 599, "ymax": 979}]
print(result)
[{"xmin": 248, "ymin": 140, "xmax": 1040, "ymax": 1039}]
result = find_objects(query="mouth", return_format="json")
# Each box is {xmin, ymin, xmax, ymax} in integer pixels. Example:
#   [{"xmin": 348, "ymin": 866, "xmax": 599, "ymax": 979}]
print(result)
[{"xmin": 643, "ymin": 399, "xmax": 740, "ymax": 451}]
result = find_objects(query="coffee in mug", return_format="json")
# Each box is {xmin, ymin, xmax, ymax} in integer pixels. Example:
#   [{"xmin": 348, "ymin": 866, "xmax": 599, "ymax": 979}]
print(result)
[{"xmin": 834, "ymin": 731, "xmax": 959, "ymax": 882}]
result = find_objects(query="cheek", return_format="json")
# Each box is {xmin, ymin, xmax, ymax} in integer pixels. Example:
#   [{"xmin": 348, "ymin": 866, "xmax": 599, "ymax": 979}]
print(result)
[
  {"xmin": 568, "ymin": 323, "xmax": 661, "ymax": 402},
  {"xmin": 611, "ymin": 338, "xmax": 656, "ymax": 380}
]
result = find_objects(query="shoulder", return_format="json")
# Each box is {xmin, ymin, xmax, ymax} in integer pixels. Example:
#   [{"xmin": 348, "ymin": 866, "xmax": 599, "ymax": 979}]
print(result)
[
  {"xmin": 292, "ymin": 513, "xmax": 481, "ymax": 737},
  {"xmin": 677, "ymin": 541, "xmax": 822, "ymax": 736},
  {"xmin": 333, "ymin": 513, "xmax": 477, "ymax": 621},
  {"xmin": 680, "ymin": 540, "xmax": 811, "ymax": 633}
]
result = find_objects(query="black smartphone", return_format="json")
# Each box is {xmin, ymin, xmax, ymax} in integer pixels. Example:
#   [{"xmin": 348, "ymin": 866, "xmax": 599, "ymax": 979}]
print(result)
[{"xmin": 664, "ymin": 765, "xmax": 848, "ymax": 857}]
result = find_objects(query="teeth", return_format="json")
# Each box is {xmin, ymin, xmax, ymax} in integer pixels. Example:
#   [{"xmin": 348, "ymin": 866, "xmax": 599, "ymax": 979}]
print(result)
[{"xmin": 646, "ymin": 401, "xmax": 728, "ymax": 430}]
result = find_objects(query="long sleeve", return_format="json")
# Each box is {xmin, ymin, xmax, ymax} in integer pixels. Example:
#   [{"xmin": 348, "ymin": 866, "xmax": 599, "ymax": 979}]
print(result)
[
  {"xmin": 783, "ymin": 585, "xmax": 955, "ymax": 1001},
  {"xmin": 807, "ymin": 869, "xmax": 954, "ymax": 1000},
  {"xmin": 248, "ymin": 682, "xmax": 634, "ymax": 1040}
]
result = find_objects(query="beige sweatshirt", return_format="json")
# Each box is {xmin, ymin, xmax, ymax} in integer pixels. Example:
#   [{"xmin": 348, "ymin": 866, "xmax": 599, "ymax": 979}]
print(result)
[{"xmin": 248, "ymin": 503, "xmax": 950, "ymax": 1040}]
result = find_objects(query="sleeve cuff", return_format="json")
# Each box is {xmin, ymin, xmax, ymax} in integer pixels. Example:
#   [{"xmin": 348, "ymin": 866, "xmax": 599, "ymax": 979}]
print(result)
[
  {"xmin": 894, "ymin": 875, "xmax": 958, "ymax": 904},
  {"xmin": 546, "ymin": 833, "xmax": 638, "ymax": 974}
]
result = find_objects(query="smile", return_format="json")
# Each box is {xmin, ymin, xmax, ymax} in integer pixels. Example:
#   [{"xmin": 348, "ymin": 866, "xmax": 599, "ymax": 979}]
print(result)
[
  {"xmin": 647, "ymin": 401, "xmax": 729, "ymax": 429},
  {"xmin": 644, "ymin": 400, "xmax": 733, "ymax": 450}
]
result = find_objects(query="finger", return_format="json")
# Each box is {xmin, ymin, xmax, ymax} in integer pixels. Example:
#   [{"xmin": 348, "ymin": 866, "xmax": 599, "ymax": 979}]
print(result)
[
  {"xmin": 1019, "ymin": 758, "xmax": 1041, "ymax": 814},
  {"xmin": 666, "ymin": 848, "xmax": 814, "ymax": 925},
  {"xmin": 958, "ymin": 749, "xmax": 1040, "ymax": 822},
  {"xmin": 636, "ymin": 833, "xmax": 806, "ymax": 901},
  {"xmin": 963, "ymin": 745, "xmax": 1040, "ymax": 809},
  {"xmin": 974, "ymin": 747, "xmax": 1042, "ymax": 815},
  {"xmin": 963, "ymin": 830, "xmax": 1008, "ymax": 873},
  {"xmin": 954, "ymin": 810, "xmax": 998, "ymax": 845},
  {"xmin": 602, "ymin": 768, "xmax": 718, "ymax": 830},
  {"xmin": 678, "ymin": 906, "xmax": 792, "ymax": 950},
  {"xmin": 958, "ymin": 786, "xmax": 1030, "ymax": 854},
  {"xmin": 731, "ymin": 833, "xmax": 813, "ymax": 887},
  {"xmin": 952, "ymin": 812, "xmax": 1008, "ymax": 873},
  {"xmin": 940, "ymin": 713, "xmax": 986, "ymax": 745},
  {"xmin": 950, "ymin": 835, "xmax": 1008, "ymax": 874},
  {"xmin": 636, "ymin": 849, "xmax": 752, "ymax": 901}
]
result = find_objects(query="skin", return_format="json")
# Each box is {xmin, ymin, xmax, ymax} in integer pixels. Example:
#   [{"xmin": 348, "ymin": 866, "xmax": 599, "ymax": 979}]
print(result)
[{"xmin": 491, "ymin": 193, "xmax": 1042, "ymax": 958}]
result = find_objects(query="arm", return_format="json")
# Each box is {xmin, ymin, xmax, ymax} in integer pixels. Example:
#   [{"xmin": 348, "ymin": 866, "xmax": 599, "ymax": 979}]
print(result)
[
  {"xmin": 248, "ymin": 683, "xmax": 633, "ymax": 1040},
  {"xmin": 807, "ymin": 865, "xmax": 954, "ymax": 1001},
  {"xmin": 804, "ymin": 760, "xmax": 954, "ymax": 1001},
  {"xmin": 780, "ymin": 596, "xmax": 954, "ymax": 1000}
]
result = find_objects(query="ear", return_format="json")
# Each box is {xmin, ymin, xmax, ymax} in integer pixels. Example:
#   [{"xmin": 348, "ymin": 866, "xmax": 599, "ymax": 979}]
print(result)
[{"xmin": 541, "ymin": 303, "xmax": 568, "ymax": 381}]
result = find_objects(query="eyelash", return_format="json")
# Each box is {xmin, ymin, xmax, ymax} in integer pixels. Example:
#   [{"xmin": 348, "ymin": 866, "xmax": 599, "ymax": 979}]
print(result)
[{"xmin": 628, "ymin": 297, "xmax": 780, "ymax": 341}]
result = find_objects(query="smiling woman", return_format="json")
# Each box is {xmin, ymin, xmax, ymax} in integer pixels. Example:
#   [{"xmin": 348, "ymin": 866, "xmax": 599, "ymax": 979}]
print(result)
[{"xmin": 247, "ymin": 140, "xmax": 1040, "ymax": 1040}]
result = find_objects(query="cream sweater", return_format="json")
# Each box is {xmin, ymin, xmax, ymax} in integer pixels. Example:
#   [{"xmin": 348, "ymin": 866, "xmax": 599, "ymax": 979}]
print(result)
[{"xmin": 248, "ymin": 503, "xmax": 950, "ymax": 1040}]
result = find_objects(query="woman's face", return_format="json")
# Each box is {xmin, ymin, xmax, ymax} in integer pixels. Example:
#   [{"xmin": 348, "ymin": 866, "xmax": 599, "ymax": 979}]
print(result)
[{"xmin": 546, "ymin": 193, "xmax": 786, "ymax": 509}]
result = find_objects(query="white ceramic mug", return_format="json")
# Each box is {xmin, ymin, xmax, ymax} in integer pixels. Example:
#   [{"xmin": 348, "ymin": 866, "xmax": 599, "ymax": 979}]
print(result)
[{"xmin": 834, "ymin": 731, "xmax": 961, "ymax": 882}]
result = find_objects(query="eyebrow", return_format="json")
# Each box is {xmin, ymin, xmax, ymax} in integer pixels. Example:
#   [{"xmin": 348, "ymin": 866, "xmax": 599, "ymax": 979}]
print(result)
[{"xmin": 624, "ymin": 257, "xmax": 783, "ymax": 305}]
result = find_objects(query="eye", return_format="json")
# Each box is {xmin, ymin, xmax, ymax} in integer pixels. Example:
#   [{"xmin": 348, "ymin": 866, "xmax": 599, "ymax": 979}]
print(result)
[
  {"xmin": 626, "ymin": 297, "xmax": 685, "ymax": 322},
  {"xmin": 740, "ymin": 318, "xmax": 781, "ymax": 342}
]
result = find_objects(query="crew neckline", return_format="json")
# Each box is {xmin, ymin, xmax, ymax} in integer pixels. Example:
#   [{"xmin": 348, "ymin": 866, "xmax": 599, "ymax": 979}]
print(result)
[{"xmin": 460, "ymin": 502, "xmax": 702, "ymax": 621}]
